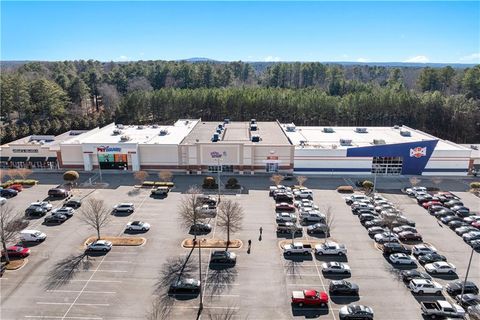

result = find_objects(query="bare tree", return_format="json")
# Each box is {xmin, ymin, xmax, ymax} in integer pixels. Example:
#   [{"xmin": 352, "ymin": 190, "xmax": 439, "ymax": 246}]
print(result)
[
  {"xmin": 296, "ymin": 176, "xmax": 307, "ymax": 187},
  {"xmin": 322, "ymin": 205, "xmax": 334, "ymax": 243},
  {"xmin": 78, "ymin": 198, "xmax": 111, "ymax": 240},
  {"xmin": 217, "ymin": 200, "xmax": 244, "ymax": 246},
  {"xmin": 16, "ymin": 168, "xmax": 32, "ymax": 180},
  {"xmin": 270, "ymin": 174, "xmax": 284, "ymax": 186},
  {"xmin": 134, "ymin": 170, "xmax": 149, "ymax": 185},
  {"xmin": 127, "ymin": 76, "xmax": 153, "ymax": 92},
  {"xmin": 98, "ymin": 83, "xmax": 120, "ymax": 115},
  {"xmin": 409, "ymin": 177, "xmax": 421, "ymax": 187},
  {"xmin": 158, "ymin": 171, "xmax": 173, "ymax": 182},
  {"xmin": 207, "ymin": 305, "xmax": 239, "ymax": 320},
  {"xmin": 178, "ymin": 186, "xmax": 202, "ymax": 240},
  {"xmin": 0, "ymin": 205, "xmax": 28, "ymax": 264},
  {"xmin": 431, "ymin": 177, "xmax": 443, "ymax": 190},
  {"xmin": 6, "ymin": 169, "xmax": 19, "ymax": 180}
]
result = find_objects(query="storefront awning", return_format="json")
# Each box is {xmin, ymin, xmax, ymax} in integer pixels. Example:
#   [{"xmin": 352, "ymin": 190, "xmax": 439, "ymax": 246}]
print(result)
[
  {"xmin": 29, "ymin": 157, "xmax": 46, "ymax": 162},
  {"xmin": 47, "ymin": 157, "xmax": 57, "ymax": 162},
  {"xmin": 10, "ymin": 157, "xmax": 28, "ymax": 162},
  {"xmin": 0, "ymin": 157, "xmax": 9, "ymax": 162}
]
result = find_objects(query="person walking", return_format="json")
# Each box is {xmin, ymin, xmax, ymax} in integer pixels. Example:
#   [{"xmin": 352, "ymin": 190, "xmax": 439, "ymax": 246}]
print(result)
[
  {"xmin": 259, "ymin": 226, "xmax": 263, "ymax": 236},
  {"xmin": 248, "ymin": 239, "xmax": 252, "ymax": 248}
]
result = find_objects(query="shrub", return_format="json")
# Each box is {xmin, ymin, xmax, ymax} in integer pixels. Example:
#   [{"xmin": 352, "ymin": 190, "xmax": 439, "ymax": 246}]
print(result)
[
  {"xmin": 63, "ymin": 171, "xmax": 80, "ymax": 183},
  {"xmin": 336, "ymin": 185, "xmax": 354, "ymax": 193},
  {"xmin": 1, "ymin": 179, "xmax": 38, "ymax": 188},
  {"xmin": 153, "ymin": 181, "xmax": 175, "ymax": 188},
  {"xmin": 470, "ymin": 182, "xmax": 480, "ymax": 189},
  {"xmin": 142, "ymin": 181, "xmax": 155, "ymax": 187},
  {"xmin": 225, "ymin": 177, "xmax": 240, "ymax": 189},
  {"xmin": 362, "ymin": 180, "xmax": 374, "ymax": 192},
  {"xmin": 202, "ymin": 176, "xmax": 218, "ymax": 189}
]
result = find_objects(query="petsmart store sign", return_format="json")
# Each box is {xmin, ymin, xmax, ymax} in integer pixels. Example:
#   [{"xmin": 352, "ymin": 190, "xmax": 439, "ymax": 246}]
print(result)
[{"xmin": 97, "ymin": 146, "xmax": 122, "ymax": 153}]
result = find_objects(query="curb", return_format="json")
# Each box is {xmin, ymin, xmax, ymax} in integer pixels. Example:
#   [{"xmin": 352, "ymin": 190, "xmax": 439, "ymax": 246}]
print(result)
[
  {"xmin": 5, "ymin": 258, "xmax": 28, "ymax": 271},
  {"xmin": 181, "ymin": 238, "xmax": 243, "ymax": 249}
]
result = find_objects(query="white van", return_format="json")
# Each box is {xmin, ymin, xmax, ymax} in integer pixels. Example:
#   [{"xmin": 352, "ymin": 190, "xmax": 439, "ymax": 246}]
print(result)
[{"xmin": 20, "ymin": 230, "xmax": 47, "ymax": 242}]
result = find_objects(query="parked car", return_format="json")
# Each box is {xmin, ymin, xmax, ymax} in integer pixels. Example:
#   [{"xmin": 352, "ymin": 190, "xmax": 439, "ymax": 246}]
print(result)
[
  {"xmin": 421, "ymin": 300, "xmax": 465, "ymax": 318},
  {"xmin": 0, "ymin": 189, "xmax": 18, "ymax": 198},
  {"xmin": 315, "ymin": 242, "xmax": 347, "ymax": 256},
  {"xmin": 464, "ymin": 215, "xmax": 480, "ymax": 224},
  {"xmin": 409, "ymin": 279, "xmax": 443, "ymax": 295},
  {"xmin": 398, "ymin": 231, "xmax": 423, "ymax": 242},
  {"xmin": 364, "ymin": 219, "xmax": 384, "ymax": 228},
  {"xmin": 321, "ymin": 262, "xmax": 351, "ymax": 274},
  {"xmin": 276, "ymin": 212, "xmax": 297, "ymax": 223},
  {"xmin": 359, "ymin": 213, "xmax": 378, "ymax": 223},
  {"xmin": 275, "ymin": 202, "xmax": 296, "ymax": 212},
  {"xmin": 345, "ymin": 194, "xmax": 369, "ymax": 205},
  {"xmin": 374, "ymin": 232, "xmax": 399, "ymax": 244},
  {"xmin": 169, "ymin": 278, "xmax": 200, "ymax": 293},
  {"xmin": 455, "ymin": 226, "xmax": 479, "ymax": 236},
  {"xmin": 113, "ymin": 203, "xmax": 135, "ymax": 214},
  {"xmin": 417, "ymin": 195, "xmax": 438, "ymax": 204},
  {"xmin": 277, "ymin": 222, "xmax": 303, "ymax": 235},
  {"xmin": 422, "ymin": 200, "xmax": 442, "ymax": 209},
  {"xmin": 8, "ymin": 184, "xmax": 23, "ymax": 192},
  {"xmin": 210, "ymin": 251, "xmax": 236, "ymax": 264},
  {"xmin": 452, "ymin": 205, "xmax": 471, "ymax": 217},
  {"xmin": 302, "ymin": 212, "xmax": 326, "ymax": 223},
  {"xmin": 195, "ymin": 204, "xmax": 217, "ymax": 218},
  {"xmin": 428, "ymin": 205, "xmax": 446, "ymax": 214},
  {"xmin": 446, "ymin": 280, "xmax": 479, "ymax": 296},
  {"xmin": 274, "ymin": 193, "xmax": 294, "ymax": 203},
  {"xmin": 64, "ymin": 198, "xmax": 82, "ymax": 208},
  {"xmin": 433, "ymin": 208, "xmax": 455, "ymax": 218},
  {"xmin": 444, "ymin": 200, "xmax": 464, "ymax": 208},
  {"xmin": 400, "ymin": 270, "xmax": 432, "ymax": 282},
  {"xmin": 412, "ymin": 244, "xmax": 437, "ymax": 256},
  {"xmin": 1, "ymin": 246, "xmax": 30, "ymax": 258},
  {"xmin": 294, "ymin": 199, "xmax": 317, "ymax": 209},
  {"xmin": 440, "ymin": 215, "xmax": 462, "ymax": 225},
  {"xmin": 0, "ymin": 197, "xmax": 6, "ymax": 205},
  {"xmin": 125, "ymin": 221, "xmax": 150, "ymax": 231},
  {"xmin": 20, "ymin": 230, "xmax": 46, "ymax": 242},
  {"xmin": 294, "ymin": 189, "xmax": 313, "ymax": 199},
  {"xmin": 367, "ymin": 226, "xmax": 386, "ymax": 237},
  {"xmin": 448, "ymin": 220, "xmax": 469, "ymax": 230},
  {"xmin": 469, "ymin": 239, "xmax": 480, "ymax": 250},
  {"xmin": 418, "ymin": 253, "xmax": 447, "ymax": 265},
  {"xmin": 435, "ymin": 192, "xmax": 460, "ymax": 203},
  {"xmin": 44, "ymin": 213, "xmax": 68, "ymax": 223},
  {"xmin": 424, "ymin": 261, "xmax": 456, "ymax": 274},
  {"xmin": 25, "ymin": 205, "xmax": 48, "ymax": 217},
  {"xmin": 86, "ymin": 240, "xmax": 112, "ymax": 252},
  {"xmin": 151, "ymin": 186, "xmax": 169, "ymax": 196},
  {"xmin": 339, "ymin": 304, "xmax": 374, "ymax": 320},
  {"xmin": 283, "ymin": 242, "xmax": 312, "ymax": 255},
  {"xmin": 291, "ymin": 289, "xmax": 328, "ymax": 307},
  {"xmin": 306, "ymin": 223, "xmax": 329, "ymax": 234},
  {"xmin": 51, "ymin": 207, "xmax": 75, "ymax": 217},
  {"xmin": 389, "ymin": 253, "xmax": 416, "ymax": 265},
  {"xmin": 406, "ymin": 186, "xmax": 427, "ymax": 196},
  {"xmin": 30, "ymin": 201, "xmax": 53, "ymax": 211},
  {"xmin": 463, "ymin": 231, "xmax": 480, "ymax": 242},
  {"xmin": 392, "ymin": 225, "xmax": 417, "ymax": 234},
  {"xmin": 329, "ymin": 280, "xmax": 359, "ymax": 295},
  {"xmin": 189, "ymin": 223, "xmax": 212, "ymax": 234},
  {"xmin": 455, "ymin": 294, "xmax": 480, "ymax": 308},
  {"xmin": 382, "ymin": 242, "xmax": 411, "ymax": 255},
  {"xmin": 48, "ymin": 188, "xmax": 69, "ymax": 198}
]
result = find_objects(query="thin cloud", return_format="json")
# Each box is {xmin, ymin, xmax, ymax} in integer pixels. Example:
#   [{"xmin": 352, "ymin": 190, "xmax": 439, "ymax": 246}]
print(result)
[
  {"xmin": 264, "ymin": 56, "xmax": 281, "ymax": 62},
  {"xmin": 459, "ymin": 53, "xmax": 480, "ymax": 62},
  {"xmin": 356, "ymin": 58, "xmax": 368, "ymax": 63},
  {"xmin": 118, "ymin": 55, "xmax": 129, "ymax": 61},
  {"xmin": 404, "ymin": 55, "xmax": 429, "ymax": 63}
]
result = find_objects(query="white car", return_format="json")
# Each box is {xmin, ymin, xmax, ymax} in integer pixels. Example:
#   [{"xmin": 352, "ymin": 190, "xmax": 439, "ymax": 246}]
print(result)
[
  {"xmin": 425, "ymin": 261, "xmax": 456, "ymax": 274},
  {"xmin": 412, "ymin": 244, "xmax": 437, "ymax": 256},
  {"xmin": 276, "ymin": 212, "xmax": 297, "ymax": 223},
  {"xmin": 30, "ymin": 201, "xmax": 53, "ymax": 211},
  {"xmin": 409, "ymin": 279, "xmax": 443, "ymax": 295},
  {"xmin": 113, "ymin": 203, "xmax": 135, "ymax": 213},
  {"xmin": 195, "ymin": 204, "xmax": 217, "ymax": 218},
  {"xmin": 406, "ymin": 186, "xmax": 427, "ymax": 196},
  {"xmin": 302, "ymin": 213, "xmax": 325, "ymax": 223},
  {"xmin": 51, "ymin": 207, "xmax": 75, "ymax": 217},
  {"xmin": 321, "ymin": 262, "xmax": 351, "ymax": 274},
  {"xmin": 294, "ymin": 189, "xmax": 313, "ymax": 199},
  {"xmin": 345, "ymin": 194, "xmax": 369, "ymax": 204},
  {"xmin": 374, "ymin": 232, "xmax": 399, "ymax": 244},
  {"xmin": 352, "ymin": 202, "xmax": 375, "ymax": 211},
  {"xmin": 389, "ymin": 253, "xmax": 416, "ymax": 265},
  {"xmin": 126, "ymin": 221, "xmax": 151, "ymax": 231},
  {"xmin": 0, "ymin": 197, "xmax": 6, "ymax": 205},
  {"xmin": 87, "ymin": 240, "xmax": 113, "ymax": 252},
  {"xmin": 315, "ymin": 241, "xmax": 347, "ymax": 256}
]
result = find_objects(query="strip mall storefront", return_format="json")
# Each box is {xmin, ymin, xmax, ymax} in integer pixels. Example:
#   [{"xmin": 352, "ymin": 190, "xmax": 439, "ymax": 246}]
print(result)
[{"xmin": 81, "ymin": 144, "xmax": 140, "ymax": 171}]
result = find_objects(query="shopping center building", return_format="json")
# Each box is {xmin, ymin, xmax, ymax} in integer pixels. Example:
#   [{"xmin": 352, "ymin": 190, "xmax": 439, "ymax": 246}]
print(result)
[{"xmin": 0, "ymin": 120, "xmax": 474, "ymax": 176}]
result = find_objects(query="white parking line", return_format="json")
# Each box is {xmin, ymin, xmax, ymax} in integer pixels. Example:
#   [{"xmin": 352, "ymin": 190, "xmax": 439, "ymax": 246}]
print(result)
[
  {"xmin": 65, "ymin": 279, "xmax": 121, "ymax": 283},
  {"xmin": 63, "ymin": 269, "xmax": 127, "ymax": 273},
  {"xmin": 26, "ymin": 316, "xmax": 102, "ymax": 319},
  {"xmin": 311, "ymin": 254, "xmax": 337, "ymax": 320},
  {"xmin": 286, "ymin": 273, "xmax": 322, "ymax": 276},
  {"xmin": 46, "ymin": 290, "xmax": 116, "ymax": 294},
  {"xmin": 101, "ymin": 260, "xmax": 132, "ymax": 264},
  {"xmin": 37, "ymin": 302, "xmax": 109, "ymax": 307}
]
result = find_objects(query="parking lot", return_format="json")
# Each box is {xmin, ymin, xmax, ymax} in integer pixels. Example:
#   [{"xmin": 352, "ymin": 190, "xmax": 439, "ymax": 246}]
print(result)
[{"xmin": 1, "ymin": 173, "xmax": 479, "ymax": 319}]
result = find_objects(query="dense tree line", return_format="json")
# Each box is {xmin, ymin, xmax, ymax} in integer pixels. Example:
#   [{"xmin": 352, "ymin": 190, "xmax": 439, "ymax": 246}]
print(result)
[{"xmin": 0, "ymin": 60, "xmax": 479, "ymax": 144}]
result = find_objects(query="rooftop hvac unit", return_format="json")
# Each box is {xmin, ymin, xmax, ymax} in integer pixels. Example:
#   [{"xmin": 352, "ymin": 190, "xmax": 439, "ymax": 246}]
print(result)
[
  {"xmin": 218, "ymin": 124, "xmax": 224, "ymax": 130},
  {"xmin": 373, "ymin": 139, "xmax": 386, "ymax": 145},
  {"xmin": 323, "ymin": 127, "xmax": 334, "ymax": 133},
  {"xmin": 471, "ymin": 145, "xmax": 478, "ymax": 150},
  {"xmin": 250, "ymin": 124, "xmax": 258, "ymax": 131},
  {"xmin": 116, "ymin": 124, "xmax": 124, "ymax": 129},
  {"xmin": 216, "ymin": 129, "xmax": 222, "ymax": 134},
  {"xmin": 286, "ymin": 123, "xmax": 296, "ymax": 132},
  {"xmin": 250, "ymin": 119, "xmax": 257, "ymax": 124},
  {"xmin": 137, "ymin": 125, "xmax": 144, "ymax": 129},
  {"xmin": 251, "ymin": 135, "xmax": 260, "ymax": 142},
  {"xmin": 152, "ymin": 124, "xmax": 159, "ymax": 128},
  {"xmin": 393, "ymin": 125, "xmax": 400, "ymax": 129},
  {"xmin": 400, "ymin": 130, "xmax": 411, "ymax": 137},
  {"xmin": 212, "ymin": 133, "xmax": 219, "ymax": 142},
  {"xmin": 224, "ymin": 118, "xmax": 230, "ymax": 124},
  {"xmin": 113, "ymin": 129, "xmax": 122, "ymax": 135},
  {"xmin": 355, "ymin": 127, "xmax": 368, "ymax": 133},
  {"xmin": 340, "ymin": 138, "xmax": 352, "ymax": 146},
  {"xmin": 120, "ymin": 135, "xmax": 130, "ymax": 141},
  {"xmin": 159, "ymin": 129, "xmax": 168, "ymax": 136}
]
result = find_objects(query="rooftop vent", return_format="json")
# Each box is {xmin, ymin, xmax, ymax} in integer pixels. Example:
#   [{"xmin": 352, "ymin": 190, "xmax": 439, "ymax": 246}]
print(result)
[
  {"xmin": 137, "ymin": 125, "xmax": 145, "ymax": 130},
  {"xmin": 332, "ymin": 144, "xmax": 338, "ymax": 149},
  {"xmin": 373, "ymin": 139, "xmax": 386, "ymax": 145},
  {"xmin": 250, "ymin": 124, "xmax": 258, "ymax": 131},
  {"xmin": 393, "ymin": 125, "xmax": 400, "ymax": 129},
  {"xmin": 355, "ymin": 127, "xmax": 368, "ymax": 133},
  {"xmin": 116, "ymin": 124, "xmax": 124, "ymax": 129},
  {"xmin": 113, "ymin": 129, "xmax": 122, "ymax": 135},
  {"xmin": 152, "ymin": 124, "xmax": 159, "ymax": 128},
  {"xmin": 250, "ymin": 119, "xmax": 257, "ymax": 124},
  {"xmin": 159, "ymin": 129, "xmax": 168, "ymax": 136},
  {"xmin": 212, "ymin": 133, "xmax": 219, "ymax": 142},
  {"xmin": 286, "ymin": 124, "xmax": 296, "ymax": 132},
  {"xmin": 224, "ymin": 118, "xmax": 230, "ymax": 124},
  {"xmin": 323, "ymin": 127, "xmax": 334, "ymax": 133},
  {"xmin": 251, "ymin": 135, "xmax": 260, "ymax": 142},
  {"xmin": 470, "ymin": 145, "xmax": 479, "ymax": 150},
  {"xmin": 299, "ymin": 140, "xmax": 307, "ymax": 146},
  {"xmin": 400, "ymin": 130, "xmax": 411, "ymax": 137},
  {"xmin": 340, "ymin": 138, "xmax": 352, "ymax": 146},
  {"xmin": 218, "ymin": 124, "xmax": 224, "ymax": 130},
  {"xmin": 216, "ymin": 129, "xmax": 222, "ymax": 134},
  {"xmin": 120, "ymin": 135, "xmax": 130, "ymax": 142}
]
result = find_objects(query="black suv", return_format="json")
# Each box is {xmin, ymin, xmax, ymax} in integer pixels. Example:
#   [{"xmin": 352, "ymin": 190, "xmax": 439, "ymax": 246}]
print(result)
[
  {"xmin": 48, "ymin": 188, "xmax": 69, "ymax": 198},
  {"xmin": 382, "ymin": 242, "xmax": 411, "ymax": 255},
  {"xmin": 446, "ymin": 280, "xmax": 479, "ymax": 296},
  {"xmin": 64, "ymin": 198, "xmax": 82, "ymax": 208},
  {"xmin": 25, "ymin": 206, "xmax": 48, "ymax": 217},
  {"xmin": 277, "ymin": 222, "xmax": 303, "ymax": 234},
  {"xmin": 210, "ymin": 251, "xmax": 236, "ymax": 264}
]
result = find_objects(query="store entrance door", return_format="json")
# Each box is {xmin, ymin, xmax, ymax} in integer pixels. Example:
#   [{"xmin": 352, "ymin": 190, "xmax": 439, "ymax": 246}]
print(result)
[
  {"xmin": 98, "ymin": 154, "xmax": 128, "ymax": 169},
  {"xmin": 371, "ymin": 156, "xmax": 403, "ymax": 175},
  {"xmin": 266, "ymin": 162, "xmax": 279, "ymax": 173}
]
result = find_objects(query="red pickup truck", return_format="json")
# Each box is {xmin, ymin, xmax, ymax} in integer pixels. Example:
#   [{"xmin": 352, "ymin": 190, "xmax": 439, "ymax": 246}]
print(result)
[{"xmin": 291, "ymin": 289, "xmax": 329, "ymax": 307}]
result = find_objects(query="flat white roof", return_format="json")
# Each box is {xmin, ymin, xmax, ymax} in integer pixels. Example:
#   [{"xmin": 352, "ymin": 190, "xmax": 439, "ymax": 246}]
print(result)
[
  {"xmin": 281, "ymin": 124, "xmax": 467, "ymax": 151},
  {"xmin": 67, "ymin": 120, "xmax": 199, "ymax": 145}
]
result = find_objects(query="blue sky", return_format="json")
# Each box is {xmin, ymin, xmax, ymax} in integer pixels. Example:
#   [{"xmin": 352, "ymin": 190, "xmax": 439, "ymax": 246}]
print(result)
[{"xmin": 1, "ymin": 1, "xmax": 479, "ymax": 63}]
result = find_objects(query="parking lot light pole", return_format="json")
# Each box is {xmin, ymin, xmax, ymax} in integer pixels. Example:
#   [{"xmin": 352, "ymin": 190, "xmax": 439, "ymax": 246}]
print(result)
[
  {"xmin": 217, "ymin": 157, "xmax": 222, "ymax": 204},
  {"xmin": 198, "ymin": 238, "xmax": 203, "ymax": 312},
  {"xmin": 460, "ymin": 246, "xmax": 475, "ymax": 303}
]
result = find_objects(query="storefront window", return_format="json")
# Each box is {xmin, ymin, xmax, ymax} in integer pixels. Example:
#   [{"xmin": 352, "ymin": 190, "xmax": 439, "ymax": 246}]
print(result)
[{"xmin": 98, "ymin": 154, "xmax": 128, "ymax": 169}]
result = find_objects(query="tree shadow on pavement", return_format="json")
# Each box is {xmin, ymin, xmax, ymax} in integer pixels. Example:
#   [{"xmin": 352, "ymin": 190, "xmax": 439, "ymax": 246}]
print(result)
[
  {"xmin": 206, "ymin": 305, "xmax": 241, "ymax": 320},
  {"xmin": 205, "ymin": 266, "xmax": 238, "ymax": 297},
  {"xmin": 44, "ymin": 253, "xmax": 94, "ymax": 290}
]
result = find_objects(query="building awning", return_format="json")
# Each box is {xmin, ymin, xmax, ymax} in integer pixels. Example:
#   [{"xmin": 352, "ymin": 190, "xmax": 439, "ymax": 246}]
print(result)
[
  {"xmin": 47, "ymin": 157, "xmax": 57, "ymax": 162},
  {"xmin": 0, "ymin": 157, "xmax": 9, "ymax": 162},
  {"xmin": 29, "ymin": 157, "xmax": 46, "ymax": 162},
  {"xmin": 10, "ymin": 157, "xmax": 28, "ymax": 162}
]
